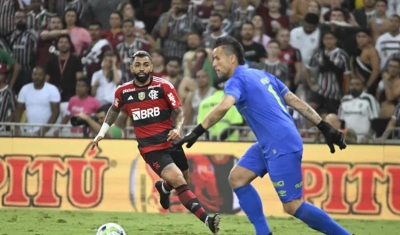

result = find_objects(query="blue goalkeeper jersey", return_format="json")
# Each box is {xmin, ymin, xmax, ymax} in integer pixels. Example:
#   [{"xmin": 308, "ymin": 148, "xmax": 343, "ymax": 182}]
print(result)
[{"xmin": 224, "ymin": 65, "xmax": 303, "ymax": 159}]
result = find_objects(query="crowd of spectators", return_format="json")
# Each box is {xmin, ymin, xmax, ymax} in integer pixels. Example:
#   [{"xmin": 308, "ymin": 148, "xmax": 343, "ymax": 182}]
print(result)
[{"xmin": 0, "ymin": 0, "xmax": 400, "ymax": 143}]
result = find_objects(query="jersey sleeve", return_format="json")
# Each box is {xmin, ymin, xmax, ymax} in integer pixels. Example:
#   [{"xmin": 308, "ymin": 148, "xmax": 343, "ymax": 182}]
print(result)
[
  {"xmin": 163, "ymin": 83, "xmax": 181, "ymax": 109},
  {"xmin": 112, "ymin": 86, "xmax": 124, "ymax": 109},
  {"xmin": 224, "ymin": 77, "xmax": 244, "ymax": 102}
]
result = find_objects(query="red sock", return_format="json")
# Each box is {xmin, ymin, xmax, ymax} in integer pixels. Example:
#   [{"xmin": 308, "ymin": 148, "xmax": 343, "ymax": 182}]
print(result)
[{"xmin": 175, "ymin": 184, "xmax": 208, "ymax": 223}]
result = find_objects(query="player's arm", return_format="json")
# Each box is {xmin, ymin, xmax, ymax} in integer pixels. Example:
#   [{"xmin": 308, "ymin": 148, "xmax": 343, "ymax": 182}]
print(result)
[
  {"xmin": 173, "ymin": 106, "xmax": 185, "ymax": 132},
  {"xmin": 283, "ymin": 91, "xmax": 322, "ymax": 125},
  {"xmin": 201, "ymin": 95, "xmax": 235, "ymax": 129}
]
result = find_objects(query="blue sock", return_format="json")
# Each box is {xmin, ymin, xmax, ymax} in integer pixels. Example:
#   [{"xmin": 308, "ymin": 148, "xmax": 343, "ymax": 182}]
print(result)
[
  {"xmin": 234, "ymin": 184, "xmax": 271, "ymax": 235},
  {"xmin": 294, "ymin": 202, "xmax": 351, "ymax": 235}
]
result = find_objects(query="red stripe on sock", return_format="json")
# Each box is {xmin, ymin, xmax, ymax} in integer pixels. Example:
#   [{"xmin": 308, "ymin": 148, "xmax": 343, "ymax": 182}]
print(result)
[{"xmin": 194, "ymin": 208, "xmax": 206, "ymax": 219}]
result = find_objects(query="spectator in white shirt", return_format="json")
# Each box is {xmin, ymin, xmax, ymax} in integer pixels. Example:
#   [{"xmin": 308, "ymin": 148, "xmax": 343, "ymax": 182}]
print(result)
[
  {"xmin": 91, "ymin": 51, "xmax": 122, "ymax": 104},
  {"xmin": 338, "ymin": 77, "xmax": 380, "ymax": 142},
  {"xmin": 13, "ymin": 66, "xmax": 60, "ymax": 136}
]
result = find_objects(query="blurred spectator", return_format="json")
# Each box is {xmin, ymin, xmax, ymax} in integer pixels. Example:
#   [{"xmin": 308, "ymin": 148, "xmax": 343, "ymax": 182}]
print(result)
[
  {"xmin": 0, "ymin": 49, "xmax": 19, "ymax": 91},
  {"xmin": 211, "ymin": 2, "xmax": 233, "ymax": 35},
  {"xmin": 150, "ymin": 49, "xmax": 168, "ymax": 78},
  {"xmin": 306, "ymin": 31, "xmax": 351, "ymax": 114},
  {"xmin": 377, "ymin": 58, "xmax": 400, "ymax": 118},
  {"xmin": 91, "ymin": 52, "xmax": 122, "ymax": 105},
  {"xmin": 240, "ymin": 21, "xmax": 267, "ymax": 64},
  {"xmin": 277, "ymin": 28, "xmax": 302, "ymax": 92},
  {"xmin": 8, "ymin": 10, "xmax": 37, "ymax": 94},
  {"xmin": 26, "ymin": 0, "xmax": 54, "ymax": 30},
  {"xmin": 191, "ymin": 48, "xmax": 215, "ymax": 84},
  {"xmin": 290, "ymin": 13, "xmax": 320, "ymax": 66},
  {"xmin": 116, "ymin": 19, "xmax": 151, "ymax": 83},
  {"xmin": 307, "ymin": 0, "xmax": 322, "ymax": 16},
  {"xmin": 386, "ymin": 0, "xmax": 400, "ymax": 17},
  {"xmin": 369, "ymin": 0, "xmax": 390, "ymax": 43},
  {"xmin": 45, "ymin": 34, "xmax": 83, "ymax": 119},
  {"xmin": 0, "ymin": 63, "xmax": 15, "ymax": 125},
  {"xmin": 323, "ymin": 0, "xmax": 353, "ymax": 24},
  {"xmin": 36, "ymin": 15, "xmax": 65, "ymax": 67},
  {"xmin": 338, "ymin": 76, "xmax": 380, "ymax": 142},
  {"xmin": 0, "ymin": 37, "xmax": 10, "ymax": 52},
  {"xmin": 14, "ymin": 66, "xmax": 60, "ymax": 136},
  {"xmin": 73, "ymin": 103, "xmax": 124, "ymax": 138},
  {"xmin": 324, "ymin": 113, "xmax": 358, "ymax": 143},
  {"xmin": 326, "ymin": 7, "xmax": 355, "ymax": 25},
  {"xmin": 135, "ymin": 0, "xmax": 171, "ymax": 34},
  {"xmin": 118, "ymin": 1, "xmax": 145, "ymax": 29},
  {"xmin": 261, "ymin": 40, "xmax": 289, "ymax": 86},
  {"xmin": 353, "ymin": 28, "xmax": 380, "ymax": 94},
  {"xmin": 203, "ymin": 13, "xmax": 228, "ymax": 49},
  {"xmin": 101, "ymin": 11, "xmax": 124, "ymax": 49},
  {"xmin": 164, "ymin": 57, "xmax": 196, "ymax": 102},
  {"xmin": 194, "ymin": 0, "xmax": 213, "ymax": 28},
  {"xmin": 183, "ymin": 32, "xmax": 203, "ymax": 78},
  {"xmin": 184, "ymin": 70, "xmax": 215, "ymax": 125},
  {"xmin": 257, "ymin": 0, "xmax": 290, "ymax": 38},
  {"xmin": 62, "ymin": 78, "xmax": 101, "ymax": 129},
  {"xmin": 152, "ymin": 0, "xmax": 203, "ymax": 59},
  {"xmin": 63, "ymin": 8, "xmax": 91, "ymax": 55},
  {"xmin": 291, "ymin": 0, "xmax": 316, "ymax": 25},
  {"xmin": 231, "ymin": 0, "xmax": 255, "ymax": 37},
  {"xmin": 380, "ymin": 103, "xmax": 400, "ymax": 139},
  {"xmin": 375, "ymin": 15, "xmax": 400, "ymax": 69},
  {"xmin": 81, "ymin": 21, "xmax": 113, "ymax": 84},
  {"xmin": 0, "ymin": 0, "xmax": 23, "ymax": 37},
  {"xmin": 196, "ymin": 80, "xmax": 244, "ymax": 141},
  {"xmin": 64, "ymin": 0, "xmax": 87, "ymax": 26},
  {"xmin": 352, "ymin": 0, "xmax": 376, "ymax": 27},
  {"xmin": 86, "ymin": 0, "xmax": 121, "ymax": 30},
  {"xmin": 251, "ymin": 15, "xmax": 271, "ymax": 50}
]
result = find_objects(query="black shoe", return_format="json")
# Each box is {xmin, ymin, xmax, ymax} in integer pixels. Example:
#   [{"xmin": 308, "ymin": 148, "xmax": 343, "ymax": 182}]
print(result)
[
  {"xmin": 206, "ymin": 213, "xmax": 221, "ymax": 234},
  {"xmin": 155, "ymin": 180, "xmax": 170, "ymax": 209}
]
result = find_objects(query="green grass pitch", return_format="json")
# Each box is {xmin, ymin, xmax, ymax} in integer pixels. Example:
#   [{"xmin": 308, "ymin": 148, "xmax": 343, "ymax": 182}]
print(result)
[{"xmin": 0, "ymin": 209, "xmax": 399, "ymax": 234}]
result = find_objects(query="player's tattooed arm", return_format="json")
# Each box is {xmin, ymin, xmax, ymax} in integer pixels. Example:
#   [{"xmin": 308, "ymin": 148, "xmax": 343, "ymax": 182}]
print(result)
[
  {"xmin": 104, "ymin": 106, "xmax": 121, "ymax": 126},
  {"xmin": 283, "ymin": 91, "xmax": 322, "ymax": 125},
  {"xmin": 173, "ymin": 107, "xmax": 185, "ymax": 131}
]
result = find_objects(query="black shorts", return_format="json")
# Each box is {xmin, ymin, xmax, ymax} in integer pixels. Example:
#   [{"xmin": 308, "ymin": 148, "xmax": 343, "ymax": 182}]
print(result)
[
  {"xmin": 307, "ymin": 91, "xmax": 340, "ymax": 114},
  {"xmin": 142, "ymin": 146, "xmax": 189, "ymax": 176}
]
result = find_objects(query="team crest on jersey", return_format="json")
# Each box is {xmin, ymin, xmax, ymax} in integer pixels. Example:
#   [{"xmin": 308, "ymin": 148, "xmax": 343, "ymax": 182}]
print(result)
[{"xmin": 138, "ymin": 92, "xmax": 145, "ymax": 100}]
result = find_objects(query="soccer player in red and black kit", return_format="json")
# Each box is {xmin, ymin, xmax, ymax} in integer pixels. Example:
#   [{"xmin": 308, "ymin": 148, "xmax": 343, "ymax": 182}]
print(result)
[{"xmin": 90, "ymin": 50, "xmax": 221, "ymax": 234}]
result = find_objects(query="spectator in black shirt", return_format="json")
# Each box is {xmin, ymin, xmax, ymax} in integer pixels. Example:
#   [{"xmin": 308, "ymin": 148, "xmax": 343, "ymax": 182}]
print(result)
[
  {"xmin": 45, "ymin": 34, "xmax": 83, "ymax": 121},
  {"xmin": 239, "ymin": 21, "xmax": 267, "ymax": 65}
]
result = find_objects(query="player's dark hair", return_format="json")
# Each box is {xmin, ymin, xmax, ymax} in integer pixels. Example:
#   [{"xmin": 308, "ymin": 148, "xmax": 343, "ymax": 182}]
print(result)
[
  {"xmin": 166, "ymin": 56, "xmax": 182, "ymax": 66},
  {"xmin": 89, "ymin": 21, "xmax": 102, "ymax": 29},
  {"xmin": 241, "ymin": 21, "xmax": 254, "ymax": 30},
  {"xmin": 210, "ymin": 13, "xmax": 223, "ymax": 21},
  {"xmin": 130, "ymin": 50, "xmax": 152, "ymax": 63},
  {"xmin": 96, "ymin": 104, "xmax": 112, "ymax": 114},
  {"xmin": 76, "ymin": 77, "xmax": 89, "ymax": 87},
  {"xmin": 268, "ymin": 39, "xmax": 281, "ymax": 47},
  {"xmin": 122, "ymin": 19, "xmax": 135, "ymax": 27},
  {"xmin": 214, "ymin": 36, "xmax": 245, "ymax": 65}
]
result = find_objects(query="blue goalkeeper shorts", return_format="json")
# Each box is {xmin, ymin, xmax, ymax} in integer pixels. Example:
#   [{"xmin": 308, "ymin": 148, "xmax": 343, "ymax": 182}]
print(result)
[{"xmin": 237, "ymin": 142, "xmax": 303, "ymax": 202}]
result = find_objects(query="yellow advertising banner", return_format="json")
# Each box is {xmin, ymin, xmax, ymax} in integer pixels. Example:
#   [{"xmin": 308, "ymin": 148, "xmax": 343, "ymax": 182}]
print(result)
[{"xmin": 0, "ymin": 138, "xmax": 399, "ymax": 221}]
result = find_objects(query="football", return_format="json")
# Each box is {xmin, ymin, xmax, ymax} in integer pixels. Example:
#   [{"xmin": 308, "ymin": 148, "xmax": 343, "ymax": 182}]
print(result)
[{"xmin": 96, "ymin": 223, "xmax": 126, "ymax": 235}]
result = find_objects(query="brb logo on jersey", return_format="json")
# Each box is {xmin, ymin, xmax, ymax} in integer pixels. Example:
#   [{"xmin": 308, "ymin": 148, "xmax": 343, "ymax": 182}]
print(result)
[{"xmin": 131, "ymin": 107, "xmax": 160, "ymax": 121}]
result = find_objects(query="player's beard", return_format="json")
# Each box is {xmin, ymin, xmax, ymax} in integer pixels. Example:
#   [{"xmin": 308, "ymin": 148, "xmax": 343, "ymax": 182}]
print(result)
[{"xmin": 134, "ymin": 72, "xmax": 150, "ymax": 84}]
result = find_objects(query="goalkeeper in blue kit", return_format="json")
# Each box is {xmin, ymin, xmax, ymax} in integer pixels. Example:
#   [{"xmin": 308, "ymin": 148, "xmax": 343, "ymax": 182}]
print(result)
[{"xmin": 174, "ymin": 36, "xmax": 352, "ymax": 235}]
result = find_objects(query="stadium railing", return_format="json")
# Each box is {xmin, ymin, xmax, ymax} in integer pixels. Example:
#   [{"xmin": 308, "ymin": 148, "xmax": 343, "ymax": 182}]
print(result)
[{"xmin": 0, "ymin": 122, "xmax": 399, "ymax": 144}]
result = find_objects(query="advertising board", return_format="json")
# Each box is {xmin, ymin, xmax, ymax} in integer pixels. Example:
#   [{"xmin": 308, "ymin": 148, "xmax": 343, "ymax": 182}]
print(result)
[{"xmin": 0, "ymin": 138, "xmax": 399, "ymax": 220}]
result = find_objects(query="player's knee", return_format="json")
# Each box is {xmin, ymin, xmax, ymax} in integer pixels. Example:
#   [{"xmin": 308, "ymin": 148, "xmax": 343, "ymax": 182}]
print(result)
[
  {"xmin": 282, "ymin": 198, "xmax": 303, "ymax": 215},
  {"xmin": 228, "ymin": 167, "xmax": 253, "ymax": 189},
  {"xmin": 160, "ymin": 164, "xmax": 186, "ymax": 188}
]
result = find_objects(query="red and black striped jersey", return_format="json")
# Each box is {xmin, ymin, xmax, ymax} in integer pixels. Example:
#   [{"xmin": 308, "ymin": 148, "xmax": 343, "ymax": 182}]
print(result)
[{"xmin": 113, "ymin": 76, "xmax": 181, "ymax": 154}]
